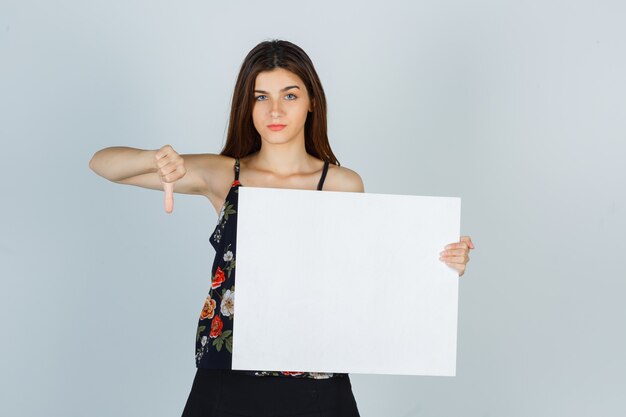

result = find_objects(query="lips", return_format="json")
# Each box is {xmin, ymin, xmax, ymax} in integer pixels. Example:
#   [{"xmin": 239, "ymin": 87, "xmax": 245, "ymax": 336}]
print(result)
[{"xmin": 268, "ymin": 124, "xmax": 286, "ymax": 131}]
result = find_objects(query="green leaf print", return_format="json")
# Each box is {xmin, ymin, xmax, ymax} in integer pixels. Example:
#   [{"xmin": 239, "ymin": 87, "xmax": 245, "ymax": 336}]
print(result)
[
  {"xmin": 225, "ymin": 336, "xmax": 233, "ymax": 353},
  {"xmin": 196, "ymin": 326, "xmax": 206, "ymax": 342},
  {"xmin": 226, "ymin": 259, "xmax": 236, "ymax": 278},
  {"xmin": 214, "ymin": 338, "xmax": 224, "ymax": 352},
  {"xmin": 222, "ymin": 203, "xmax": 236, "ymax": 221}
]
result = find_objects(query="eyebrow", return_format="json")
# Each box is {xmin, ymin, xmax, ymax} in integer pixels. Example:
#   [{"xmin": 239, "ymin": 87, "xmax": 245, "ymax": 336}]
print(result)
[{"xmin": 254, "ymin": 85, "xmax": 300, "ymax": 94}]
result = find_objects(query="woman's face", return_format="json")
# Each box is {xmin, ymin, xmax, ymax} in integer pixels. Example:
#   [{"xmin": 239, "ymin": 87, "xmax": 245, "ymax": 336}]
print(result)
[{"xmin": 252, "ymin": 68, "xmax": 313, "ymax": 146}]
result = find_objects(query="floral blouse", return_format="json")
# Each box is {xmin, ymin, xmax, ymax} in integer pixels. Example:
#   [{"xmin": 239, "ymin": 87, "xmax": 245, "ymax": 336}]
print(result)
[{"xmin": 194, "ymin": 158, "xmax": 341, "ymax": 379}]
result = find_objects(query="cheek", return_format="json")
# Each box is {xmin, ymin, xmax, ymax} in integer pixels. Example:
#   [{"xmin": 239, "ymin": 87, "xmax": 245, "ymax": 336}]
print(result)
[
  {"xmin": 299, "ymin": 108, "xmax": 311, "ymax": 125},
  {"xmin": 252, "ymin": 106, "xmax": 263, "ymax": 126},
  {"xmin": 292, "ymin": 102, "xmax": 310, "ymax": 120}
]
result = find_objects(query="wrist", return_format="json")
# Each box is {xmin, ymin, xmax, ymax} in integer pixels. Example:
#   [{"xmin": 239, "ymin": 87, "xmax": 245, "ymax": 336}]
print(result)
[{"xmin": 145, "ymin": 149, "xmax": 159, "ymax": 173}]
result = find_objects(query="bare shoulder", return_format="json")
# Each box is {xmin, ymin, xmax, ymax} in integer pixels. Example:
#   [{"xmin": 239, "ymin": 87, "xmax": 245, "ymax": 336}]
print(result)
[
  {"xmin": 187, "ymin": 153, "xmax": 233, "ymax": 172},
  {"xmin": 190, "ymin": 153, "xmax": 240, "ymax": 214},
  {"xmin": 324, "ymin": 164, "xmax": 365, "ymax": 192},
  {"xmin": 200, "ymin": 154, "xmax": 238, "ymax": 196},
  {"xmin": 198, "ymin": 153, "xmax": 236, "ymax": 178}
]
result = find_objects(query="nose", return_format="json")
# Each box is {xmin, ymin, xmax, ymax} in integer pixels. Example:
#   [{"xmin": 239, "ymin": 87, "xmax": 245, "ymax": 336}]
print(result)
[{"xmin": 270, "ymin": 99, "xmax": 283, "ymax": 119}]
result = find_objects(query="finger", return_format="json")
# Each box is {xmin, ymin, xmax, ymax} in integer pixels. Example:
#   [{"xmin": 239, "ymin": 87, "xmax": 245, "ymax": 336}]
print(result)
[
  {"xmin": 155, "ymin": 148, "xmax": 176, "ymax": 169},
  {"xmin": 157, "ymin": 155, "xmax": 179, "ymax": 173},
  {"xmin": 157, "ymin": 144, "xmax": 173, "ymax": 157},
  {"xmin": 445, "ymin": 242, "xmax": 468, "ymax": 250},
  {"xmin": 440, "ymin": 255, "xmax": 466, "ymax": 264},
  {"xmin": 155, "ymin": 157, "xmax": 168, "ymax": 169},
  {"xmin": 164, "ymin": 182, "xmax": 174, "ymax": 214},
  {"xmin": 155, "ymin": 148, "xmax": 170, "ymax": 163},
  {"xmin": 441, "ymin": 248, "xmax": 467, "ymax": 256},
  {"xmin": 160, "ymin": 165, "xmax": 180, "ymax": 182},
  {"xmin": 461, "ymin": 236, "xmax": 475, "ymax": 249}
]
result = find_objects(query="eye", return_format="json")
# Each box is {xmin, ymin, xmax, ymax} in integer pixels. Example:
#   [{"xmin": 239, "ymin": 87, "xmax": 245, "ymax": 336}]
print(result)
[
  {"xmin": 285, "ymin": 93, "xmax": 297, "ymax": 100},
  {"xmin": 255, "ymin": 95, "xmax": 267, "ymax": 101}
]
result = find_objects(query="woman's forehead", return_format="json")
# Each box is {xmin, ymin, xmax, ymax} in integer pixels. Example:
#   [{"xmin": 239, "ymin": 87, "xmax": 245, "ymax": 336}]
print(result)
[{"xmin": 254, "ymin": 68, "xmax": 304, "ymax": 90}]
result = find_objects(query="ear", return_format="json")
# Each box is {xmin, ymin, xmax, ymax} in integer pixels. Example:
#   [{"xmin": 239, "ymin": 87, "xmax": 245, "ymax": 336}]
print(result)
[{"xmin": 309, "ymin": 97, "xmax": 315, "ymax": 112}]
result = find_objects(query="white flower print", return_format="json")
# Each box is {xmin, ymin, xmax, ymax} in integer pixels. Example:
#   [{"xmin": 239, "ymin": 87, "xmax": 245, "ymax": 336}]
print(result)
[
  {"xmin": 308, "ymin": 372, "xmax": 334, "ymax": 379},
  {"xmin": 223, "ymin": 250, "xmax": 233, "ymax": 262},
  {"xmin": 218, "ymin": 204, "xmax": 226, "ymax": 222},
  {"xmin": 220, "ymin": 289, "xmax": 235, "ymax": 317},
  {"xmin": 201, "ymin": 335, "xmax": 208, "ymax": 347}
]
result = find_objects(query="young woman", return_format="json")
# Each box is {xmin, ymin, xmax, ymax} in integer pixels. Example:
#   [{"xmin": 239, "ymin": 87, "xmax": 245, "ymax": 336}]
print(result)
[{"xmin": 89, "ymin": 39, "xmax": 474, "ymax": 417}]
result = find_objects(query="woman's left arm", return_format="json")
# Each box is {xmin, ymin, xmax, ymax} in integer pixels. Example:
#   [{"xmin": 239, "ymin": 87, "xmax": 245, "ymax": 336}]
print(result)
[{"xmin": 439, "ymin": 236, "xmax": 474, "ymax": 277}]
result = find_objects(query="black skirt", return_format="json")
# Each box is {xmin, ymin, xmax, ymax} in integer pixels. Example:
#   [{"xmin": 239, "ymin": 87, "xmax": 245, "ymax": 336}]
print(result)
[{"xmin": 181, "ymin": 369, "xmax": 361, "ymax": 417}]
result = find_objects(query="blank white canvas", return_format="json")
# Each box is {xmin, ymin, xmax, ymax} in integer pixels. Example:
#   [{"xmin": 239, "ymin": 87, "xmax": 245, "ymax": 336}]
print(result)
[{"xmin": 233, "ymin": 187, "xmax": 461, "ymax": 376}]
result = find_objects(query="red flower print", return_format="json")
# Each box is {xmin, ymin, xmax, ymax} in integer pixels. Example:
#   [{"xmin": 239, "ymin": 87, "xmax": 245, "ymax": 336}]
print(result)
[
  {"xmin": 232, "ymin": 180, "xmax": 241, "ymax": 187},
  {"xmin": 209, "ymin": 315, "xmax": 223, "ymax": 338},
  {"xmin": 281, "ymin": 371, "xmax": 305, "ymax": 376},
  {"xmin": 199, "ymin": 296, "xmax": 216, "ymax": 320},
  {"xmin": 212, "ymin": 267, "xmax": 225, "ymax": 289}
]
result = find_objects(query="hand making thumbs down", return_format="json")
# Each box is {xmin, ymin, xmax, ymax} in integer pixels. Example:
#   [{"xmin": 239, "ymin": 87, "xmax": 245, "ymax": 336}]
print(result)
[{"xmin": 154, "ymin": 144, "xmax": 186, "ymax": 214}]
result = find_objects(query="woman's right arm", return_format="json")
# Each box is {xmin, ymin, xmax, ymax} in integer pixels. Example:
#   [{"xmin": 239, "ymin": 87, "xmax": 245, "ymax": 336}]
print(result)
[{"xmin": 88, "ymin": 145, "xmax": 214, "ymax": 197}]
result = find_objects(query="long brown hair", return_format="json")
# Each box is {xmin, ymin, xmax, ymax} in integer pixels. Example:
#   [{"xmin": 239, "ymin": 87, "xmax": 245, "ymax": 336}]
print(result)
[{"xmin": 220, "ymin": 40, "xmax": 339, "ymax": 165}]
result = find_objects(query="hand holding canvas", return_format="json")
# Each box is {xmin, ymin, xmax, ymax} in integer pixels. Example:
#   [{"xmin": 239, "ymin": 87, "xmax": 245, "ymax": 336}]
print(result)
[{"xmin": 440, "ymin": 236, "xmax": 474, "ymax": 276}]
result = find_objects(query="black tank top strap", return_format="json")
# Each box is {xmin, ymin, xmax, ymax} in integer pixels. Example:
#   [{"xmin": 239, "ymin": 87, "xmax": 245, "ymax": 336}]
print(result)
[
  {"xmin": 234, "ymin": 158, "xmax": 240, "ymax": 181},
  {"xmin": 317, "ymin": 161, "xmax": 330, "ymax": 191}
]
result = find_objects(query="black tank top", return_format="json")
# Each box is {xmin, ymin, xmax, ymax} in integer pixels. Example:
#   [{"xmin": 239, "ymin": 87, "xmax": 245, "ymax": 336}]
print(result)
[{"xmin": 195, "ymin": 158, "xmax": 344, "ymax": 379}]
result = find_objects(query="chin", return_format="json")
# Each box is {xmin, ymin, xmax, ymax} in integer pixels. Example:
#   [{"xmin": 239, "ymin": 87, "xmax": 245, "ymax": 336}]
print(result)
[
  {"xmin": 262, "ymin": 137, "xmax": 293, "ymax": 146},
  {"xmin": 261, "ymin": 131, "xmax": 296, "ymax": 145}
]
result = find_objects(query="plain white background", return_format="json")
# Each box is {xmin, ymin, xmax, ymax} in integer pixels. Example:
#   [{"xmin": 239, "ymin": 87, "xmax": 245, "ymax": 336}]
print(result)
[{"xmin": 1, "ymin": 1, "xmax": 624, "ymax": 416}]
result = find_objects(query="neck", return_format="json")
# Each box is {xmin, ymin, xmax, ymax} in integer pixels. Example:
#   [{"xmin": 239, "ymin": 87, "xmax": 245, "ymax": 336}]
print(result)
[{"xmin": 252, "ymin": 137, "xmax": 315, "ymax": 176}]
